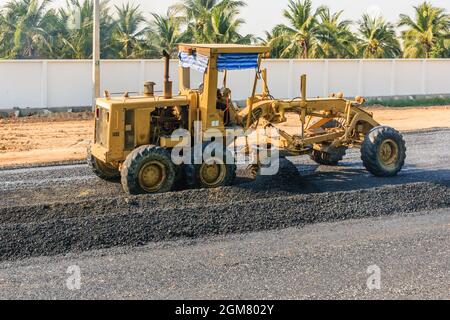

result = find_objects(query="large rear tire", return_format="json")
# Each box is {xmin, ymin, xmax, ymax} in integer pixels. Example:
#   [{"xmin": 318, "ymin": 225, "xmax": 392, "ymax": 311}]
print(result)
[
  {"xmin": 121, "ymin": 145, "xmax": 176, "ymax": 194},
  {"xmin": 185, "ymin": 142, "xmax": 236, "ymax": 189},
  {"xmin": 87, "ymin": 145, "xmax": 120, "ymax": 181},
  {"xmin": 361, "ymin": 126, "xmax": 406, "ymax": 177}
]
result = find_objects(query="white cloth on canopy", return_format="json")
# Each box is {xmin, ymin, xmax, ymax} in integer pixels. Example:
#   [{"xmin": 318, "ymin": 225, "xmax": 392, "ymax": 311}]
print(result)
[{"xmin": 178, "ymin": 52, "xmax": 209, "ymax": 73}]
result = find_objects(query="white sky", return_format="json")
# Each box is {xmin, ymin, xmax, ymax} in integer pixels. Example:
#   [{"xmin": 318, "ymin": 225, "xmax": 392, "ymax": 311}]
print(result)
[{"xmin": 45, "ymin": 0, "xmax": 450, "ymax": 37}]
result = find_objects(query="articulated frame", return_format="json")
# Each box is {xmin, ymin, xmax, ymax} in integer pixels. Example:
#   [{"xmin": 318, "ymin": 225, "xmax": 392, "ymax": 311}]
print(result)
[{"xmin": 231, "ymin": 68, "xmax": 380, "ymax": 156}]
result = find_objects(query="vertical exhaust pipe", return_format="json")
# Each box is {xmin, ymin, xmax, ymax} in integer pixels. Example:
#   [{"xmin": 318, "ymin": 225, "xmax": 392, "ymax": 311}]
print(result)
[
  {"xmin": 300, "ymin": 74, "xmax": 307, "ymax": 103},
  {"xmin": 300, "ymin": 74, "xmax": 307, "ymax": 139},
  {"xmin": 163, "ymin": 50, "xmax": 173, "ymax": 99}
]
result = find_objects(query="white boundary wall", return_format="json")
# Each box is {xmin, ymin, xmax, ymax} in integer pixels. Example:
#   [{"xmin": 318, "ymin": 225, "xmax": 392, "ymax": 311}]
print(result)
[{"xmin": 0, "ymin": 59, "xmax": 449, "ymax": 109}]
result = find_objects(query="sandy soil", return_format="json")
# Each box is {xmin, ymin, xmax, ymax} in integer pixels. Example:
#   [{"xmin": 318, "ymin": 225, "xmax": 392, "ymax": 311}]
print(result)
[
  {"xmin": 0, "ymin": 106, "xmax": 449, "ymax": 167},
  {"xmin": 280, "ymin": 105, "xmax": 450, "ymax": 132},
  {"xmin": 368, "ymin": 106, "xmax": 450, "ymax": 131},
  {"xmin": 0, "ymin": 113, "xmax": 92, "ymax": 167}
]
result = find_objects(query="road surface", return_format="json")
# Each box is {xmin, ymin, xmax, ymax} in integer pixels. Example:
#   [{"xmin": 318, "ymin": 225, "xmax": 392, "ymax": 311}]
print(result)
[
  {"xmin": 0, "ymin": 129, "xmax": 448, "ymax": 299},
  {"xmin": 0, "ymin": 208, "xmax": 448, "ymax": 299}
]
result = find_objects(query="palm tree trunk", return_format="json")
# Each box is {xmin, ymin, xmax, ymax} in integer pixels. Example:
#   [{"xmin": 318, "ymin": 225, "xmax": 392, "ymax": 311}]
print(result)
[{"xmin": 425, "ymin": 43, "xmax": 431, "ymax": 59}]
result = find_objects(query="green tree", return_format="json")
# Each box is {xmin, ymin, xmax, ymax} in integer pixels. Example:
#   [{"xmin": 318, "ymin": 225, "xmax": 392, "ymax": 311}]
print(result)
[
  {"xmin": 430, "ymin": 38, "xmax": 450, "ymax": 58},
  {"xmin": 56, "ymin": 0, "xmax": 115, "ymax": 59},
  {"xmin": 1, "ymin": 0, "xmax": 448, "ymax": 60},
  {"xmin": 147, "ymin": 9, "xmax": 186, "ymax": 58},
  {"xmin": 205, "ymin": 1, "xmax": 253, "ymax": 43},
  {"xmin": 265, "ymin": 0, "xmax": 326, "ymax": 58},
  {"xmin": 0, "ymin": 7, "xmax": 11, "ymax": 57},
  {"xmin": 111, "ymin": 3, "xmax": 147, "ymax": 58},
  {"xmin": 264, "ymin": 1, "xmax": 357, "ymax": 58},
  {"xmin": 399, "ymin": 1, "xmax": 450, "ymax": 58},
  {"xmin": 313, "ymin": 8, "xmax": 357, "ymax": 58},
  {"xmin": 262, "ymin": 27, "xmax": 293, "ymax": 59},
  {"xmin": 174, "ymin": 0, "xmax": 248, "ymax": 43},
  {"xmin": 357, "ymin": 14, "xmax": 402, "ymax": 58},
  {"xmin": 0, "ymin": 0, "xmax": 58, "ymax": 59}
]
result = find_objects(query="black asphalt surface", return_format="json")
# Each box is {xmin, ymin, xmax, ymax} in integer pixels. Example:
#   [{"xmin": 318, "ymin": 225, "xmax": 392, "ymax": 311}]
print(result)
[
  {"xmin": 0, "ymin": 128, "xmax": 449, "ymax": 299},
  {"xmin": 0, "ymin": 209, "xmax": 448, "ymax": 299}
]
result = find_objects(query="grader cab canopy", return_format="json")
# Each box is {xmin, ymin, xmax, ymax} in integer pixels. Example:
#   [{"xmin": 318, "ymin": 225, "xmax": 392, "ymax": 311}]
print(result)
[{"xmin": 178, "ymin": 44, "xmax": 268, "ymax": 71}]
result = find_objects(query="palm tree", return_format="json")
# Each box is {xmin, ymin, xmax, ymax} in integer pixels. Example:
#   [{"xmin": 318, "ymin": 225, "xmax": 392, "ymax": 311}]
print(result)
[
  {"xmin": 0, "ymin": 8, "xmax": 11, "ymax": 58},
  {"xmin": 111, "ymin": 3, "xmax": 147, "ymax": 58},
  {"xmin": 313, "ymin": 8, "xmax": 357, "ymax": 58},
  {"xmin": 174, "ymin": 0, "xmax": 247, "ymax": 43},
  {"xmin": 431, "ymin": 38, "xmax": 450, "ymax": 58},
  {"xmin": 266, "ymin": 0, "xmax": 325, "ymax": 59},
  {"xmin": 1, "ymin": 0, "xmax": 57, "ymax": 59},
  {"xmin": 262, "ymin": 28, "xmax": 292, "ymax": 59},
  {"xmin": 1, "ymin": 0, "xmax": 447, "ymax": 60},
  {"xmin": 399, "ymin": 1, "xmax": 450, "ymax": 58},
  {"xmin": 147, "ymin": 9, "xmax": 186, "ymax": 58},
  {"xmin": 173, "ymin": 0, "xmax": 219, "ymax": 43},
  {"xmin": 57, "ymin": 0, "xmax": 115, "ymax": 59},
  {"xmin": 357, "ymin": 14, "xmax": 402, "ymax": 58},
  {"xmin": 205, "ymin": 1, "xmax": 253, "ymax": 44}
]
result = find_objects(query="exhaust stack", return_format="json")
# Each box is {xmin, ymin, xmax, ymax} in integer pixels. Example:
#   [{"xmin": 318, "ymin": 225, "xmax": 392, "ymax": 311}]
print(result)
[{"xmin": 163, "ymin": 50, "xmax": 173, "ymax": 99}]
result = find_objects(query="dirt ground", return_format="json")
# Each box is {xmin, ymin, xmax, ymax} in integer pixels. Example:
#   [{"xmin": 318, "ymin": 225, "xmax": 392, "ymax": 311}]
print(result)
[
  {"xmin": 0, "ymin": 112, "xmax": 92, "ymax": 167},
  {"xmin": 0, "ymin": 106, "xmax": 449, "ymax": 167}
]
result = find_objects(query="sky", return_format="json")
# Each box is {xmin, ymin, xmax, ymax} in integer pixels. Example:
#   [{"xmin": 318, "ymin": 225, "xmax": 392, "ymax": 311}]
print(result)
[{"xmin": 49, "ymin": 0, "xmax": 450, "ymax": 37}]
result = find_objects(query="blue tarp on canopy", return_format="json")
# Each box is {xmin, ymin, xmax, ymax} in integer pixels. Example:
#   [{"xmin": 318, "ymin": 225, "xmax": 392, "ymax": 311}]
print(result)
[
  {"xmin": 217, "ymin": 53, "xmax": 259, "ymax": 71},
  {"xmin": 178, "ymin": 52, "xmax": 209, "ymax": 73},
  {"xmin": 178, "ymin": 52, "xmax": 259, "ymax": 72}
]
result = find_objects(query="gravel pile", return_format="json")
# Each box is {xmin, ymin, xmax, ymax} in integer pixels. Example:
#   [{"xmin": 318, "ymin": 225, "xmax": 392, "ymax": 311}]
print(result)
[
  {"xmin": 0, "ymin": 181, "xmax": 449, "ymax": 261},
  {"xmin": 0, "ymin": 159, "xmax": 314, "ymax": 208}
]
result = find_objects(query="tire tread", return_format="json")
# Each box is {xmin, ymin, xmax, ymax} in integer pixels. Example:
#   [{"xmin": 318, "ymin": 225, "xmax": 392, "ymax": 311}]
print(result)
[
  {"xmin": 121, "ymin": 145, "xmax": 176, "ymax": 194},
  {"xmin": 361, "ymin": 126, "xmax": 406, "ymax": 177}
]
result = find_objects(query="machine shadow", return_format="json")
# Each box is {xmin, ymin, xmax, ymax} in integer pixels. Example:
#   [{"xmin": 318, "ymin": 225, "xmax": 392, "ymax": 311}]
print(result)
[{"xmin": 233, "ymin": 158, "xmax": 450, "ymax": 195}]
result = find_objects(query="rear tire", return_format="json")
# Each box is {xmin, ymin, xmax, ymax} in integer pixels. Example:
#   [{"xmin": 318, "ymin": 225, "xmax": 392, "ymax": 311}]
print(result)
[
  {"xmin": 87, "ymin": 145, "xmax": 120, "ymax": 181},
  {"xmin": 310, "ymin": 146, "xmax": 346, "ymax": 166},
  {"xmin": 185, "ymin": 142, "xmax": 236, "ymax": 189},
  {"xmin": 361, "ymin": 126, "xmax": 406, "ymax": 177},
  {"xmin": 121, "ymin": 145, "xmax": 176, "ymax": 194}
]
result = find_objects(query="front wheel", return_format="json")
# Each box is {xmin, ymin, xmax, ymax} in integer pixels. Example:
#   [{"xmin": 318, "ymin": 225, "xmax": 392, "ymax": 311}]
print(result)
[{"xmin": 361, "ymin": 126, "xmax": 406, "ymax": 177}]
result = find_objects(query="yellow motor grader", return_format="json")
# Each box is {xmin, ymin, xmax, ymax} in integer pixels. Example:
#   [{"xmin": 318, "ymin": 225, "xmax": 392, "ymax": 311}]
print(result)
[{"xmin": 88, "ymin": 44, "xmax": 406, "ymax": 194}]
